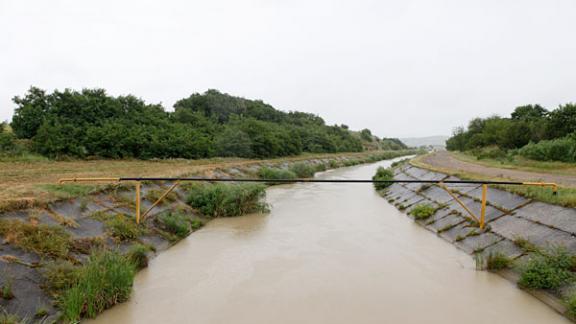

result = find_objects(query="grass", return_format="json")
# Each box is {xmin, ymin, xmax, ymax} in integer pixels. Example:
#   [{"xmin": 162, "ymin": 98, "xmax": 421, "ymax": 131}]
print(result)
[
  {"xmin": 486, "ymin": 252, "xmax": 512, "ymax": 271},
  {"xmin": 409, "ymin": 204, "xmax": 436, "ymax": 220},
  {"xmin": 34, "ymin": 306, "xmax": 49, "ymax": 318},
  {"xmin": 186, "ymin": 183, "xmax": 267, "ymax": 218},
  {"xmin": 42, "ymin": 260, "xmax": 81, "ymax": 294},
  {"xmin": 2, "ymin": 281, "xmax": 14, "ymax": 300},
  {"xmin": 518, "ymin": 247, "xmax": 575, "ymax": 290},
  {"xmin": 0, "ymin": 219, "xmax": 71, "ymax": 258},
  {"xmin": 145, "ymin": 188, "xmax": 178, "ymax": 203},
  {"xmin": 453, "ymin": 151, "xmax": 576, "ymax": 176},
  {"xmin": 60, "ymin": 250, "xmax": 136, "ymax": 321},
  {"xmin": 93, "ymin": 212, "xmax": 145, "ymax": 241},
  {"xmin": 514, "ymin": 237, "xmax": 539, "ymax": 253},
  {"xmin": 158, "ymin": 212, "xmax": 202, "ymax": 238},
  {"xmin": 126, "ymin": 244, "xmax": 150, "ymax": 269},
  {"xmin": 39, "ymin": 183, "xmax": 100, "ymax": 199},
  {"xmin": 0, "ymin": 311, "xmax": 22, "ymax": 324}
]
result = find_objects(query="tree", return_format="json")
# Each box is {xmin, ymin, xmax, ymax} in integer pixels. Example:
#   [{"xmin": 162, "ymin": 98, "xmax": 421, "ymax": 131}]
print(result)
[
  {"xmin": 214, "ymin": 127, "xmax": 253, "ymax": 158},
  {"xmin": 360, "ymin": 128, "xmax": 373, "ymax": 141},
  {"xmin": 547, "ymin": 103, "xmax": 576, "ymax": 139},
  {"xmin": 11, "ymin": 87, "xmax": 49, "ymax": 138},
  {"xmin": 511, "ymin": 105, "xmax": 548, "ymax": 120}
]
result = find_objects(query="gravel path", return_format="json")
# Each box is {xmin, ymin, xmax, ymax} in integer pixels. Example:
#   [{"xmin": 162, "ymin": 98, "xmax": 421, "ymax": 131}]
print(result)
[{"xmin": 421, "ymin": 151, "xmax": 576, "ymax": 188}]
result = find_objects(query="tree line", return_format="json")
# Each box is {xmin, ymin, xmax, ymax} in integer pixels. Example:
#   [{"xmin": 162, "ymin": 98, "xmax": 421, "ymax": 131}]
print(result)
[
  {"xmin": 4, "ymin": 87, "xmax": 407, "ymax": 159},
  {"xmin": 446, "ymin": 103, "xmax": 576, "ymax": 162}
]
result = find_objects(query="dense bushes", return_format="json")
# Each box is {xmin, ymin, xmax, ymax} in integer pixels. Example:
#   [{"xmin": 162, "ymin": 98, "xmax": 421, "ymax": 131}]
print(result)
[
  {"xmin": 9, "ymin": 87, "xmax": 397, "ymax": 159},
  {"xmin": 446, "ymin": 103, "xmax": 576, "ymax": 162},
  {"xmin": 518, "ymin": 135, "xmax": 576, "ymax": 163},
  {"xmin": 372, "ymin": 167, "xmax": 394, "ymax": 190},
  {"xmin": 186, "ymin": 183, "xmax": 267, "ymax": 218}
]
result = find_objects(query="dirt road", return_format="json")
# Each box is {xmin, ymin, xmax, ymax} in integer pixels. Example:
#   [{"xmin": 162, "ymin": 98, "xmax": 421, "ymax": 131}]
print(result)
[{"xmin": 420, "ymin": 151, "xmax": 576, "ymax": 188}]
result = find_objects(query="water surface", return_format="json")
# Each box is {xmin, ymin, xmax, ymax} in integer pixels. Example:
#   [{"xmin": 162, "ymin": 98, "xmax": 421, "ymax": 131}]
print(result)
[{"xmin": 90, "ymin": 159, "xmax": 569, "ymax": 324}]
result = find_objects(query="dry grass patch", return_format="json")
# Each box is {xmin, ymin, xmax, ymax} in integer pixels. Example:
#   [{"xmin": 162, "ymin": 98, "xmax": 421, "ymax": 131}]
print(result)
[{"xmin": 0, "ymin": 219, "xmax": 71, "ymax": 258}]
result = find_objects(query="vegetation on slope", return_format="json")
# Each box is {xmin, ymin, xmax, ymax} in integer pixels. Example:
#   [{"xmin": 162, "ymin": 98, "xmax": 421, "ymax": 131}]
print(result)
[
  {"xmin": 372, "ymin": 167, "xmax": 394, "ymax": 190},
  {"xmin": 446, "ymin": 103, "xmax": 576, "ymax": 163}
]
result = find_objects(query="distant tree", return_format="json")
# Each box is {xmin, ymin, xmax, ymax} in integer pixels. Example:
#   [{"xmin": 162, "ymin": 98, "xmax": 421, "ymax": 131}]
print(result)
[
  {"xmin": 511, "ymin": 105, "xmax": 548, "ymax": 120},
  {"xmin": 11, "ymin": 87, "xmax": 49, "ymax": 138},
  {"xmin": 360, "ymin": 128, "xmax": 373, "ymax": 141},
  {"xmin": 547, "ymin": 103, "xmax": 576, "ymax": 139}
]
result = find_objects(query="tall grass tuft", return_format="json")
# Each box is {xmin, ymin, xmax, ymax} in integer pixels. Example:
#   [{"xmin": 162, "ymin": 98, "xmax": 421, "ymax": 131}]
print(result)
[
  {"xmin": 186, "ymin": 183, "xmax": 267, "ymax": 218},
  {"xmin": 60, "ymin": 250, "xmax": 135, "ymax": 321}
]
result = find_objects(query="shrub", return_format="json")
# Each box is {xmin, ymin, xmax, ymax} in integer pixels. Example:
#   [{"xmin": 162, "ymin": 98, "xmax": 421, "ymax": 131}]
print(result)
[
  {"xmin": 471, "ymin": 145, "xmax": 508, "ymax": 160},
  {"xmin": 60, "ymin": 250, "xmax": 136, "ymax": 321},
  {"xmin": 257, "ymin": 167, "xmax": 297, "ymax": 184},
  {"xmin": 126, "ymin": 244, "xmax": 150, "ymax": 269},
  {"xmin": 518, "ymin": 136, "xmax": 576, "ymax": 163},
  {"xmin": 289, "ymin": 163, "xmax": 316, "ymax": 178},
  {"xmin": 314, "ymin": 163, "xmax": 327, "ymax": 172},
  {"xmin": 186, "ymin": 183, "xmax": 267, "ymax": 218},
  {"xmin": 0, "ymin": 219, "xmax": 71, "ymax": 258},
  {"xmin": 518, "ymin": 247, "xmax": 575, "ymax": 289},
  {"xmin": 410, "ymin": 204, "xmax": 436, "ymax": 220},
  {"xmin": 372, "ymin": 167, "xmax": 394, "ymax": 190}
]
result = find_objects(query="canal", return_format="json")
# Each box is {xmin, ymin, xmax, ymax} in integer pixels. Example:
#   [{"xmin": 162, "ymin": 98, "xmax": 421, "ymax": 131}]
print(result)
[{"xmin": 90, "ymin": 159, "xmax": 569, "ymax": 323}]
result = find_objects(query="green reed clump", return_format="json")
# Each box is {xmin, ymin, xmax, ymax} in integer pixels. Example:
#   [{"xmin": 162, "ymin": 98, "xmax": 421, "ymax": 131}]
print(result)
[{"xmin": 186, "ymin": 183, "xmax": 267, "ymax": 218}]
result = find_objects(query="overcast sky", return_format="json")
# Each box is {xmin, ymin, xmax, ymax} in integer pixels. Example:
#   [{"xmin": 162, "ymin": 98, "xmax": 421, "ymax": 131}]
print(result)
[{"xmin": 1, "ymin": 0, "xmax": 575, "ymax": 138}]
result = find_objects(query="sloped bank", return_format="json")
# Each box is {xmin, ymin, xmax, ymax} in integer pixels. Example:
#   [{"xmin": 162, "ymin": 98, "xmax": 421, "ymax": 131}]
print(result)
[
  {"xmin": 0, "ymin": 150, "xmax": 414, "ymax": 322},
  {"xmin": 381, "ymin": 162, "xmax": 576, "ymax": 321}
]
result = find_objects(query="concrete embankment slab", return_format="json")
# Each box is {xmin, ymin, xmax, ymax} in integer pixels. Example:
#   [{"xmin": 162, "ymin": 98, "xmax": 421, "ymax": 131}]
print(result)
[{"xmin": 384, "ymin": 164, "xmax": 576, "ymax": 321}]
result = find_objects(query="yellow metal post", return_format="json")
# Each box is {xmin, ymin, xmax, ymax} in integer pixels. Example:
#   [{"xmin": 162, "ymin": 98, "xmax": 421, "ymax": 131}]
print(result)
[
  {"xmin": 135, "ymin": 181, "xmax": 141, "ymax": 224},
  {"xmin": 480, "ymin": 184, "xmax": 487, "ymax": 230}
]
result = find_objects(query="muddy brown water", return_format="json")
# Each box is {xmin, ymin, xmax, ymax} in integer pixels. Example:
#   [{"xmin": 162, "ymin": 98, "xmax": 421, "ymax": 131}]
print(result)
[{"xmin": 90, "ymin": 159, "xmax": 570, "ymax": 324}]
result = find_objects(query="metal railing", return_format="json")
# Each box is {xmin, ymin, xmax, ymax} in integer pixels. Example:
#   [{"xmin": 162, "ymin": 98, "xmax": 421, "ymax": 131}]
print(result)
[{"xmin": 58, "ymin": 177, "xmax": 558, "ymax": 229}]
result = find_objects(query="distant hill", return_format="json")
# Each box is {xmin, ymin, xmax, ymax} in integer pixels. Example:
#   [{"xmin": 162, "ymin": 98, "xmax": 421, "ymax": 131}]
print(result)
[{"xmin": 400, "ymin": 136, "xmax": 448, "ymax": 148}]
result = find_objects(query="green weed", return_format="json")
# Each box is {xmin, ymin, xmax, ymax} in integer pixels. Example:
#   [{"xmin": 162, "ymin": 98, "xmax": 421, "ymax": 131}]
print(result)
[
  {"xmin": 518, "ymin": 247, "xmax": 575, "ymax": 289},
  {"xmin": 410, "ymin": 204, "xmax": 436, "ymax": 220}
]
